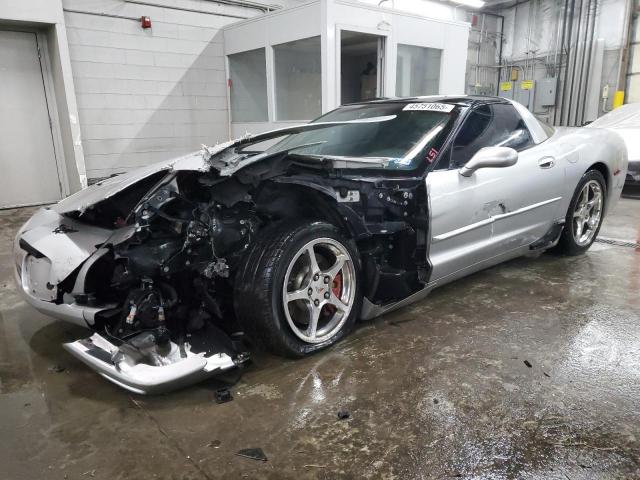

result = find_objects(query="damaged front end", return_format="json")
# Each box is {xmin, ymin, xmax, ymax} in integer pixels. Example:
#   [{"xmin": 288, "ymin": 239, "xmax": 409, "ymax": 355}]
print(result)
[
  {"xmin": 14, "ymin": 167, "xmax": 253, "ymax": 394},
  {"xmin": 14, "ymin": 114, "xmax": 436, "ymax": 393}
]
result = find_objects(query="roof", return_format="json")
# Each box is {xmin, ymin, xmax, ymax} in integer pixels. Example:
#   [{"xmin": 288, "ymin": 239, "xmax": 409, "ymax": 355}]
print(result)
[
  {"xmin": 345, "ymin": 95, "xmax": 511, "ymax": 107},
  {"xmin": 342, "ymin": 95, "xmax": 550, "ymax": 145}
]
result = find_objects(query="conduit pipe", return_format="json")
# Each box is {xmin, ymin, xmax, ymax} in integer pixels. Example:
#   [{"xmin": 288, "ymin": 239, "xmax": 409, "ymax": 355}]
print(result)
[
  {"xmin": 566, "ymin": 0, "xmax": 585, "ymax": 125},
  {"xmin": 558, "ymin": 0, "xmax": 574, "ymax": 125},
  {"xmin": 578, "ymin": 0, "xmax": 597, "ymax": 124},
  {"xmin": 125, "ymin": 0, "xmax": 280, "ymax": 15},
  {"xmin": 615, "ymin": 0, "xmax": 635, "ymax": 101},
  {"xmin": 553, "ymin": 0, "xmax": 571, "ymax": 125}
]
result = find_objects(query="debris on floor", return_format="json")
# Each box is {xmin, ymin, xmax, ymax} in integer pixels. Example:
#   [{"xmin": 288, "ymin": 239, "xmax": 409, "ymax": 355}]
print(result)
[
  {"xmin": 48, "ymin": 364, "xmax": 66, "ymax": 373},
  {"xmin": 337, "ymin": 409, "xmax": 351, "ymax": 420},
  {"xmin": 215, "ymin": 387, "xmax": 233, "ymax": 404},
  {"xmin": 523, "ymin": 360, "xmax": 532, "ymax": 368},
  {"xmin": 236, "ymin": 448, "xmax": 268, "ymax": 462}
]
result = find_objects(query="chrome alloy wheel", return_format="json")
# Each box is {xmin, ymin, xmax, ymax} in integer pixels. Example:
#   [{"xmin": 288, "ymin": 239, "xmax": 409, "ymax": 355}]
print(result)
[
  {"xmin": 282, "ymin": 238, "xmax": 356, "ymax": 344},
  {"xmin": 572, "ymin": 179, "xmax": 603, "ymax": 246}
]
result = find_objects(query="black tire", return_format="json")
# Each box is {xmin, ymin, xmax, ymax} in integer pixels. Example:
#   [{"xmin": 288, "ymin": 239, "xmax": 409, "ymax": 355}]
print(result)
[
  {"xmin": 556, "ymin": 169, "xmax": 607, "ymax": 255},
  {"xmin": 234, "ymin": 220, "xmax": 362, "ymax": 357}
]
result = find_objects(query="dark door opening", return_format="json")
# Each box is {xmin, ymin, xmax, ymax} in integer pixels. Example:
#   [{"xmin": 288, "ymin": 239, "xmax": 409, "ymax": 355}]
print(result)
[{"xmin": 340, "ymin": 31, "xmax": 384, "ymax": 105}]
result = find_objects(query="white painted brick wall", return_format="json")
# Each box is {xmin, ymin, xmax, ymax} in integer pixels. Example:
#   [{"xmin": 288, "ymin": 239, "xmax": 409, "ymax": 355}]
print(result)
[{"xmin": 62, "ymin": 0, "xmax": 276, "ymax": 179}]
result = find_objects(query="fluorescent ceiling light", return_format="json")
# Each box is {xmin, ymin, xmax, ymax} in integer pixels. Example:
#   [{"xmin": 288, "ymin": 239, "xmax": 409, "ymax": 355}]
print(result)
[{"xmin": 450, "ymin": 0, "xmax": 485, "ymax": 8}]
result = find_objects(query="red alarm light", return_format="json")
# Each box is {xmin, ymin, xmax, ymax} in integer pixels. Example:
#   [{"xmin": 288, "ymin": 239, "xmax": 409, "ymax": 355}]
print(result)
[{"xmin": 141, "ymin": 16, "xmax": 152, "ymax": 29}]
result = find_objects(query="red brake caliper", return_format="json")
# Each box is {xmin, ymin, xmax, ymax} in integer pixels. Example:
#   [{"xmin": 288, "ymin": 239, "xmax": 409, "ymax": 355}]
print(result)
[
  {"xmin": 332, "ymin": 271, "xmax": 343, "ymax": 298},
  {"xmin": 322, "ymin": 271, "xmax": 343, "ymax": 317}
]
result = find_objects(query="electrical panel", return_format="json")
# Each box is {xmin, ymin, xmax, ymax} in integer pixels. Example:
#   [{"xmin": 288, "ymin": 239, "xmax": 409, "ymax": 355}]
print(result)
[
  {"xmin": 514, "ymin": 80, "xmax": 535, "ymax": 109},
  {"xmin": 537, "ymin": 77, "xmax": 557, "ymax": 106}
]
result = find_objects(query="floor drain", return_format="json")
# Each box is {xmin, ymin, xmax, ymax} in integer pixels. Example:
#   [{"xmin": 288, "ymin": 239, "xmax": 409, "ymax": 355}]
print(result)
[{"xmin": 595, "ymin": 237, "xmax": 640, "ymax": 249}]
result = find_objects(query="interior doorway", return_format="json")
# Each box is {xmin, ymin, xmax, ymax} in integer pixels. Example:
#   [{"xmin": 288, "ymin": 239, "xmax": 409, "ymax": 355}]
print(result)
[{"xmin": 340, "ymin": 30, "xmax": 385, "ymax": 105}]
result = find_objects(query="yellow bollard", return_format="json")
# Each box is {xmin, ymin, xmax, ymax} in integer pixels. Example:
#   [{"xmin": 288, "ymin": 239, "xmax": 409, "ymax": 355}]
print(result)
[{"xmin": 613, "ymin": 90, "xmax": 625, "ymax": 109}]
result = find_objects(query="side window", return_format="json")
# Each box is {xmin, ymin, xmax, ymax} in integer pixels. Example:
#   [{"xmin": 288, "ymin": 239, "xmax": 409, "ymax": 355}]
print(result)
[
  {"xmin": 450, "ymin": 104, "xmax": 534, "ymax": 168},
  {"xmin": 493, "ymin": 104, "xmax": 535, "ymax": 151}
]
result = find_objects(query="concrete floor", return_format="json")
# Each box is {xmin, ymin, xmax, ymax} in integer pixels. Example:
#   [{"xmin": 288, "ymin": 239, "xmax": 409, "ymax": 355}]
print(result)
[{"xmin": 1, "ymin": 197, "xmax": 639, "ymax": 480}]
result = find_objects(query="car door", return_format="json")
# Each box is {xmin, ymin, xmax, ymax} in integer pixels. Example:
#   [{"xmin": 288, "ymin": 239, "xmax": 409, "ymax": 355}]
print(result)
[{"xmin": 426, "ymin": 103, "xmax": 564, "ymax": 285}]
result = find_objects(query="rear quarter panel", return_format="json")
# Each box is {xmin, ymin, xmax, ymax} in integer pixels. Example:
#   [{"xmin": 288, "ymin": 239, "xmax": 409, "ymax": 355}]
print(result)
[{"xmin": 546, "ymin": 127, "xmax": 627, "ymax": 217}]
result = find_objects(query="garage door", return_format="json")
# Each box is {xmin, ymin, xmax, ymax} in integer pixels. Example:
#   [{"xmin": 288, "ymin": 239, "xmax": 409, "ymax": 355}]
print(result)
[{"xmin": 0, "ymin": 30, "xmax": 62, "ymax": 208}]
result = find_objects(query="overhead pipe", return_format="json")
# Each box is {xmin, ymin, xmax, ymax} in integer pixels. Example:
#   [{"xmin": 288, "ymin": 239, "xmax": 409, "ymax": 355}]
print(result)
[
  {"xmin": 124, "ymin": 0, "xmax": 280, "ymax": 15},
  {"xmin": 201, "ymin": 0, "xmax": 282, "ymax": 12}
]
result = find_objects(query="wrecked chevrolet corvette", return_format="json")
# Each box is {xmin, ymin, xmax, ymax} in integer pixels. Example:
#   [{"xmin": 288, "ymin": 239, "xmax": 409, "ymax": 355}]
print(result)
[{"xmin": 14, "ymin": 96, "xmax": 627, "ymax": 394}]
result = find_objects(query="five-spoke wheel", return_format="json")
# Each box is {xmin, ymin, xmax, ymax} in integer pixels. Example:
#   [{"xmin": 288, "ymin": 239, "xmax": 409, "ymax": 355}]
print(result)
[
  {"xmin": 558, "ymin": 169, "xmax": 606, "ymax": 255},
  {"xmin": 571, "ymin": 179, "xmax": 603, "ymax": 247},
  {"xmin": 234, "ymin": 221, "xmax": 361, "ymax": 357},
  {"xmin": 283, "ymin": 238, "xmax": 356, "ymax": 343}
]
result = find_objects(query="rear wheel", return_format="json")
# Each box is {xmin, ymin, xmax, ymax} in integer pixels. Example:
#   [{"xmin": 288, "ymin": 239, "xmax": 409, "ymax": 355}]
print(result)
[
  {"xmin": 234, "ymin": 221, "xmax": 362, "ymax": 357},
  {"xmin": 557, "ymin": 170, "xmax": 606, "ymax": 255}
]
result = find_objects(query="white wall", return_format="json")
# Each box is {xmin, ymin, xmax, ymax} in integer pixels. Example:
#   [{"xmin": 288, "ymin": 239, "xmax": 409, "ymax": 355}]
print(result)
[{"xmin": 62, "ymin": 0, "xmax": 282, "ymax": 179}]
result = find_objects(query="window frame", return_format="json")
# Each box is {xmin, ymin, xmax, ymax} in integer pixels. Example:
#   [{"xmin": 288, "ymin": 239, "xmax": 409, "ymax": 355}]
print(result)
[
  {"xmin": 227, "ymin": 48, "xmax": 269, "ymax": 123},
  {"xmin": 434, "ymin": 102, "xmax": 536, "ymax": 171}
]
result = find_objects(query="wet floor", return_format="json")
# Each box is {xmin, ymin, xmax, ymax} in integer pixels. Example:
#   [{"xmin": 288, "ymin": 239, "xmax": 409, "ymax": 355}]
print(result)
[{"xmin": 1, "ymin": 198, "xmax": 639, "ymax": 480}]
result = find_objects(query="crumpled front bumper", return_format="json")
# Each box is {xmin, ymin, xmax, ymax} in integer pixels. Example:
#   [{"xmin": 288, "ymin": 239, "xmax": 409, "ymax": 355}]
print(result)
[
  {"xmin": 64, "ymin": 333, "xmax": 240, "ymax": 395},
  {"xmin": 14, "ymin": 209, "xmax": 246, "ymax": 395}
]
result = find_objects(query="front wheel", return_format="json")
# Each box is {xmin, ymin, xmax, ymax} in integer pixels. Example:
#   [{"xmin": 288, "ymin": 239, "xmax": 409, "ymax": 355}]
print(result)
[
  {"xmin": 234, "ymin": 221, "xmax": 362, "ymax": 357},
  {"xmin": 557, "ymin": 170, "xmax": 606, "ymax": 255}
]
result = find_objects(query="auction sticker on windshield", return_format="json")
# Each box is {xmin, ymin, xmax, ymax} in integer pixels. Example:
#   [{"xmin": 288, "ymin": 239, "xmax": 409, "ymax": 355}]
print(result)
[{"xmin": 402, "ymin": 103, "xmax": 455, "ymax": 113}]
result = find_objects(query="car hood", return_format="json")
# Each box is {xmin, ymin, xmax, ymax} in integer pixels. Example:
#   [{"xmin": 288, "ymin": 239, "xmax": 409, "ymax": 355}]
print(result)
[
  {"xmin": 587, "ymin": 104, "xmax": 640, "ymax": 163},
  {"xmin": 54, "ymin": 117, "xmax": 394, "ymax": 215},
  {"xmin": 52, "ymin": 151, "xmax": 210, "ymax": 215}
]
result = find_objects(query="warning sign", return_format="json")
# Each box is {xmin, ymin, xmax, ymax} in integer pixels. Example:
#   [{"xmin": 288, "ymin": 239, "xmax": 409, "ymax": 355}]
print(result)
[{"xmin": 520, "ymin": 80, "xmax": 534, "ymax": 90}]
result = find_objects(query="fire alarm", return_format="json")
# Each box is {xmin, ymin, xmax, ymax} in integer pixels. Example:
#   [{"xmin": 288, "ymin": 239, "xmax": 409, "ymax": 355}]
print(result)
[{"xmin": 141, "ymin": 16, "xmax": 151, "ymax": 29}]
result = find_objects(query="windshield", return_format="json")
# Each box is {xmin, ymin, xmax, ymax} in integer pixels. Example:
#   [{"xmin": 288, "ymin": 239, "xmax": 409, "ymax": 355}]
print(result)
[{"xmin": 264, "ymin": 103, "xmax": 458, "ymax": 170}]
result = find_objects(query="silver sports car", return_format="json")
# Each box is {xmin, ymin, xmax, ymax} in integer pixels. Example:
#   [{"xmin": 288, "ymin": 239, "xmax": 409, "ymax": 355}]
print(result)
[{"xmin": 13, "ymin": 96, "xmax": 627, "ymax": 394}]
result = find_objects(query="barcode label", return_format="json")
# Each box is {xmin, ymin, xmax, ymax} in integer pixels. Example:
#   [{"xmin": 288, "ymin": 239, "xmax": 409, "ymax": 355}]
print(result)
[{"xmin": 402, "ymin": 103, "xmax": 455, "ymax": 113}]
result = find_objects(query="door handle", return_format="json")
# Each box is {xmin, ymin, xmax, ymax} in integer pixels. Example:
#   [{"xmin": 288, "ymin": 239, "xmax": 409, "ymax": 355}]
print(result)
[{"xmin": 538, "ymin": 157, "xmax": 555, "ymax": 169}]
